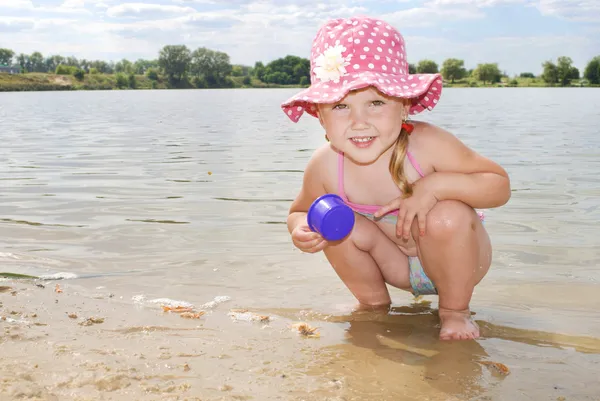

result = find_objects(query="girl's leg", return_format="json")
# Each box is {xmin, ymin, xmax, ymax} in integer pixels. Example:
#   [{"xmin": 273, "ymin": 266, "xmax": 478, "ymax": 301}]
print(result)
[
  {"xmin": 411, "ymin": 200, "xmax": 492, "ymax": 341},
  {"xmin": 323, "ymin": 214, "xmax": 411, "ymax": 308}
]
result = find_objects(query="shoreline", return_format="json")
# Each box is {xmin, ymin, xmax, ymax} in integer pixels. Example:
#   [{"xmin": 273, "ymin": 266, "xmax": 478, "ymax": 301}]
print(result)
[{"xmin": 0, "ymin": 73, "xmax": 596, "ymax": 93}]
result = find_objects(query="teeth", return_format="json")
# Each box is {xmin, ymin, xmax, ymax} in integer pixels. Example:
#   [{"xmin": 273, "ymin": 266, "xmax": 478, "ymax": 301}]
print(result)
[{"xmin": 351, "ymin": 137, "xmax": 373, "ymax": 143}]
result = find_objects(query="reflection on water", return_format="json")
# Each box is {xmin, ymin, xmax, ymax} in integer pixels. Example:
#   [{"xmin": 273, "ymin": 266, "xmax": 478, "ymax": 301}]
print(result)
[
  {"xmin": 1, "ymin": 88, "xmax": 600, "ymax": 399},
  {"xmin": 265, "ymin": 303, "xmax": 600, "ymax": 400}
]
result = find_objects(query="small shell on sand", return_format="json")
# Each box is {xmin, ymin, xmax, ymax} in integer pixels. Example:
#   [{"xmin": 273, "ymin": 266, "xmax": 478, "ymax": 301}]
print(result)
[
  {"xmin": 55, "ymin": 284, "xmax": 63, "ymax": 293},
  {"xmin": 291, "ymin": 322, "xmax": 320, "ymax": 338},
  {"xmin": 480, "ymin": 361, "xmax": 510, "ymax": 376}
]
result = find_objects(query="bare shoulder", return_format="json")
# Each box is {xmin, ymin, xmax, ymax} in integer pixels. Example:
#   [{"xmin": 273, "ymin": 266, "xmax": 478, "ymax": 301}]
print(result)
[
  {"xmin": 409, "ymin": 120, "xmax": 507, "ymax": 175},
  {"xmin": 289, "ymin": 143, "xmax": 339, "ymax": 213},
  {"xmin": 410, "ymin": 121, "xmax": 458, "ymax": 147}
]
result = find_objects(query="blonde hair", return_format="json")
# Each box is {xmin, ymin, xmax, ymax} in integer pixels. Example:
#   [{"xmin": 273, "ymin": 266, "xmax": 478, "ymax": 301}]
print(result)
[{"xmin": 388, "ymin": 122, "xmax": 413, "ymax": 198}]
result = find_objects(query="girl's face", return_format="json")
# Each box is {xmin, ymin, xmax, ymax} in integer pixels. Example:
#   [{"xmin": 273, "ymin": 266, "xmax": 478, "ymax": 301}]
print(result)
[{"xmin": 317, "ymin": 86, "xmax": 409, "ymax": 165}]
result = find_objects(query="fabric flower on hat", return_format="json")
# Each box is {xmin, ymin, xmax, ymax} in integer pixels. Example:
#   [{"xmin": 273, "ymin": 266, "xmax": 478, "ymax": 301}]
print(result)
[{"xmin": 313, "ymin": 44, "xmax": 352, "ymax": 84}]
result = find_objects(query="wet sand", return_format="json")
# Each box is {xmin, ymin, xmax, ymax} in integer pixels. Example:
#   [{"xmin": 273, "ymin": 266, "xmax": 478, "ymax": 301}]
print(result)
[{"xmin": 2, "ymin": 276, "xmax": 600, "ymax": 401}]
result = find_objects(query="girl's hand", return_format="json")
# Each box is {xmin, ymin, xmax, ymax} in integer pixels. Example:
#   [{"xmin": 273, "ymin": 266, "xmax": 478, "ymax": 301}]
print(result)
[
  {"xmin": 291, "ymin": 223, "xmax": 328, "ymax": 253},
  {"xmin": 374, "ymin": 181, "xmax": 438, "ymax": 240}
]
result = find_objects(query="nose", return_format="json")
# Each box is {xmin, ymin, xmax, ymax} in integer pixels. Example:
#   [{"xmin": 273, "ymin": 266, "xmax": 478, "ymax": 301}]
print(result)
[{"xmin": 350, "ymin": 107, "xmax": 369, "ymax": 130}]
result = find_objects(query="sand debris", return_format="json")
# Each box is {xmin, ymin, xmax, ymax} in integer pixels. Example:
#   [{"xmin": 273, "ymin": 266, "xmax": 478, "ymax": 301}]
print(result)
[
  {"xmin": 0, "ymin": 286, "xmax": 12, "ymax": 293},
  {"xmin": 291, "ymin": 322, "xmax": 320, "ymax": 338},
  {"xmin": 179, "ymin": 311, "xmax": 205, "ymax": 319},
  {"xmin": 54, "ymin": 284, "xmax": 63, "ymax": 293},
  {"xmin": 79, "ymin": 317, "xmax": 105, "ymax": 326},
  {"xmin": 228, "ymin": 309, "xmax": 271, "ymax": 323},
  {"xmin": 161, "ymin": 305, "xmax": 206, "ymax": 319},
  {"xmin": 67, "ymin": 313, "xmax": 78, "ymax": 319},
  {"xmin": 480, "ymin": 361, "xmax": 510, "ymax": 376},
  {"xmin": 161, "ymin": 305, "xmax": 194, "ymax": 313}
]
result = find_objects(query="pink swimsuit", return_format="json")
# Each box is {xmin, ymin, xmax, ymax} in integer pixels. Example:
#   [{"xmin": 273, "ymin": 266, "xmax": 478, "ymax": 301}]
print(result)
[{"xmin": 337, "ymin": 151, "xmax": 425, "ymax": 219}]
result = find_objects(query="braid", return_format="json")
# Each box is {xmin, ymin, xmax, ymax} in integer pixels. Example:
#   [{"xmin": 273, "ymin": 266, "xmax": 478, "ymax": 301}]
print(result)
[{"xmin": 388, "ymin": 126, "xmax": 413, "ymax": 198}]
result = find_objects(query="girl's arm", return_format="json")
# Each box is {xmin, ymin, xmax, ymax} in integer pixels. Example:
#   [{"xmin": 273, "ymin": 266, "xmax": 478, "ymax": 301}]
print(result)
[
  {"xmin": 418, "ymin": 124, "xmax": 511, "ymax": 209},
  {"xmin": 287, "ymin": 145, "xmax": 329, "ymax": 234}
]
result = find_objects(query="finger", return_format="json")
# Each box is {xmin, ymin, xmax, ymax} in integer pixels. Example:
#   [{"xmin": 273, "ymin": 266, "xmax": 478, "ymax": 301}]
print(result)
[
  {"xmin": 374, "ymin": 198, "xmax": 402, "ymax": 219},
  {"xmin": 295, "ymin": 228, "xmax": 322, "ymax": 242},
  {"xmin": 417, "ymin": 212, "xmax": 427, "ymax": 236},
  {"xmin": 308, "ymin": 239, "xmax": 329, "ymax": 253},
  {"xmin": 403, "ymin": 212, "xmax": 415, "ymax": 239},
  {"xmin": 298, "ymin": 236, "xmax": 325, "ymax": 250},
  {"xmin": 396, "ymin": 206, "xmax": 407, "ymax": 237}
]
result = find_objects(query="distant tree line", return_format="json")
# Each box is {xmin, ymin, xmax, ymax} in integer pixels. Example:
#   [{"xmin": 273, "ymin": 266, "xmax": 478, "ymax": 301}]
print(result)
[{"xmin": 0, "ymin": 46, "xmax": 599, "ymax": 88}]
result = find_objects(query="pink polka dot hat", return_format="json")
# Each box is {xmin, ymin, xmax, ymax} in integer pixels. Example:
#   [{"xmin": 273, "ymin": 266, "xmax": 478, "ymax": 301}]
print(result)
[{"xmin": 281, "ymin": 15, "xmax": 443, "ymax": 122}]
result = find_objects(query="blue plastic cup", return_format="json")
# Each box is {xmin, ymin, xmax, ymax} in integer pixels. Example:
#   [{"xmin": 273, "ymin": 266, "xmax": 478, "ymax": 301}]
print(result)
[{"xmin": 307, "ymin": 194, "xmax": 355, "ymax": 241}]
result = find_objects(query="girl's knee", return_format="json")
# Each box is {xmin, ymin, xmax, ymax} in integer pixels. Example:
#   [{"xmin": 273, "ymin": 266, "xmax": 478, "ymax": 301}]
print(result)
[
  {"xmin": 425, "ymin": 200, "xmax": 478, "ymax": 241},
  {"xmin": 348, "ymin": 213, "xmax": 380, "ymax": 252}
]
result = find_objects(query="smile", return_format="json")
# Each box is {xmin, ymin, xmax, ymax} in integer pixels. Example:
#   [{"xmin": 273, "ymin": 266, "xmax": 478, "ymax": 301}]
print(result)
[{"xmin": 350, "ymin": 136, "xmax": 374, "ymax": 143}]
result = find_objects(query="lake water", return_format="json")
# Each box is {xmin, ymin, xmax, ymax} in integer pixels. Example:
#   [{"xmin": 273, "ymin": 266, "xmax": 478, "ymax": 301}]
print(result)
[{"xmin": 1, "ymin": 88, "xmax": 600, "ymax": 400}]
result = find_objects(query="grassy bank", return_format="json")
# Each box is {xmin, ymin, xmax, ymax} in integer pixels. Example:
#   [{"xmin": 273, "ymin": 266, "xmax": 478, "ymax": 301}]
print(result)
[
  {"xmin": 0, "ymin": 73, "xmax": 300, "ymax": 92},
  {"xmin": 443, "ymin": 76, "xmax": 593, "ymax": 88},
  {"xmin": 0, "ymin": 73, "xmax": 595, "ymax": 92}
]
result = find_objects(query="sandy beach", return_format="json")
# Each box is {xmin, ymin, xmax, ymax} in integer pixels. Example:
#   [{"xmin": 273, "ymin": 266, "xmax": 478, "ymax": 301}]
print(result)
[{"xmin": 3, "ymin": 273, "xmax": 600, "ymax": 401}]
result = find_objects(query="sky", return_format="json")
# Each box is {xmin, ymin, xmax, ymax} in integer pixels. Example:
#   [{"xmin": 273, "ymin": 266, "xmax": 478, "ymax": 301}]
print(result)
[{"xmin": 0, "ymin": 0, "xmax": 599, "ymax": 75}]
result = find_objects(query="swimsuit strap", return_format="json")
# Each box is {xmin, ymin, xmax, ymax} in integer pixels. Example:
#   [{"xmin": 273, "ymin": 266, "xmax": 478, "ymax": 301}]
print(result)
[
  {"xmin": 406, "ymin": 151, "xmax": 425, "ymax": 177},
  {"xmin": 337, "ymin": 151, "xmax": 348, "ymax": 201}
]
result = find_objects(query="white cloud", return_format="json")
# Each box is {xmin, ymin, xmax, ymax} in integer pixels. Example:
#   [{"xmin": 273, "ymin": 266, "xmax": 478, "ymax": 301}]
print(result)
[
  {"xmin": 383, "ymin": 6, "xmax": 484, "ymax": 27},
  {"xmin": 430, "ymin": 0, "xmax": 525, "ymax": 6},
  {"xmin": 0, "ymin": 0, "xmax": 35, "ymax": 9},
  {"xmin": 534, "ymin": 0, "xmax": 600, "ymax": 21},
  {"xmin": 106, "ymin": 3, "xmax": 197, "ymax": 18},
  {"xmin": 0, "ymin": 17, "xmax": 35, "ymax": 33}
]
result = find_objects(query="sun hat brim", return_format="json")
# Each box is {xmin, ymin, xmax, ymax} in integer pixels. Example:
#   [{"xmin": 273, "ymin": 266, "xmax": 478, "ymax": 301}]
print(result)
[{"xmin": 281, "ymin": 71, "xmax": 443, "ymax": 123}]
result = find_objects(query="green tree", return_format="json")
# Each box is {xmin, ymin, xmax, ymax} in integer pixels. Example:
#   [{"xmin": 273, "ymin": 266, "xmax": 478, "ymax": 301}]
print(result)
[
  {"xmin": 556, "ymin": 56, "xmax": 577, "ymax": 86},
  {"xmin": 231, "ymin": 65, "xmax": 244, "ymax": 76},
  {"xmin": 133, "ymin": 59, "xmax": 158, "ymax": 75},
  {"xmin": 519, "ymin": 72, "xmax": 535, "ymax": 78},
  {"xmin": 190, "ymin": 47, "xmax": 232, "ymax": 87},
  {"xmin": 473, "ymin": 63, "xmax": 501, "ymax": 84},
  {"xmin": 0, "ymin": 48, "xmax": 15, "ymax": 65},
  {"xmin": 158, "ymin": 45, "xmax": 191, "ymax": 84},
  {"xmin": 408, "ymin": 63, "xmax": 416, "ymax": 74},
  {"xmin": 29, "ymin": 51, "xmax": 45, "ymax": 72},
  {"xmin": 258, "ymin": 55, "xmax": 309, "ymax": 85},
  {"xmin": 115, "ymin": 73, "xmax": 128, "ymax": 88},
  {"xmin": 115, "ymin": 59, "xmax": 133, "ymax": 74},
  {"xmin": 583, "ymin": 56, "xmax": 600, "ymax": 85},
  {"xmin": 73, "ymin": 68, "xmax": 85, "ymax": 81},
  {"xmin": 541, "ymin": 61, "xmax": 558, "ymax": 85},
  {"xmin": 417, "ymin": 59, "xmax": 438, "ymax": 74},
  {"xmin": 146, "ymin": 68, "xmax": 159, "ymax": 81},
  {"xmin": 45, "ymin": 55, "xmax": 65, "ymax": 73},
  {"xmin": 128, "ymin": 73, "xmax": 136, "ymax": 89},
  {"xmin": 440, "ymin": 58, "xmax": 466, "ymax": 83},
  {"xmin": 253, "ymin": 61, "xmax": 266, "ymax": 81}
]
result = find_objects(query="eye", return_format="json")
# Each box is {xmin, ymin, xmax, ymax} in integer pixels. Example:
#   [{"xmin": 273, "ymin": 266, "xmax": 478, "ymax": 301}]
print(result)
[
  {"xmin": 372, "ymin": 100, "xmax": 385, "ymax": 106},
  {"xmin": 333, "ymin": 103, "xmax": 347, "ymax": 110}
]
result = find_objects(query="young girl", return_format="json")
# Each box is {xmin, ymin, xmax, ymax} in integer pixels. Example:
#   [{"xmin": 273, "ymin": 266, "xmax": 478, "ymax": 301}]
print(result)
[{"xmin": 281, "ymin": 16, "xmax": 511, "ymax": 340}]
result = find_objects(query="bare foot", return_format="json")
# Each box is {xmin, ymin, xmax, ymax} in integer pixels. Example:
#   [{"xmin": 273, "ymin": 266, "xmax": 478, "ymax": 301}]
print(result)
[{"xmin": 438, "ymin": 307, "xmax": 480, "ymax": 340}]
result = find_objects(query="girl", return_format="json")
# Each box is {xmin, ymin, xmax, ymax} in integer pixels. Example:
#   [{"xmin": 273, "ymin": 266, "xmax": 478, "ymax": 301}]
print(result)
[{"xmin": 281, "ymin": 16, "xmax": 511, "ymax": 340}]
